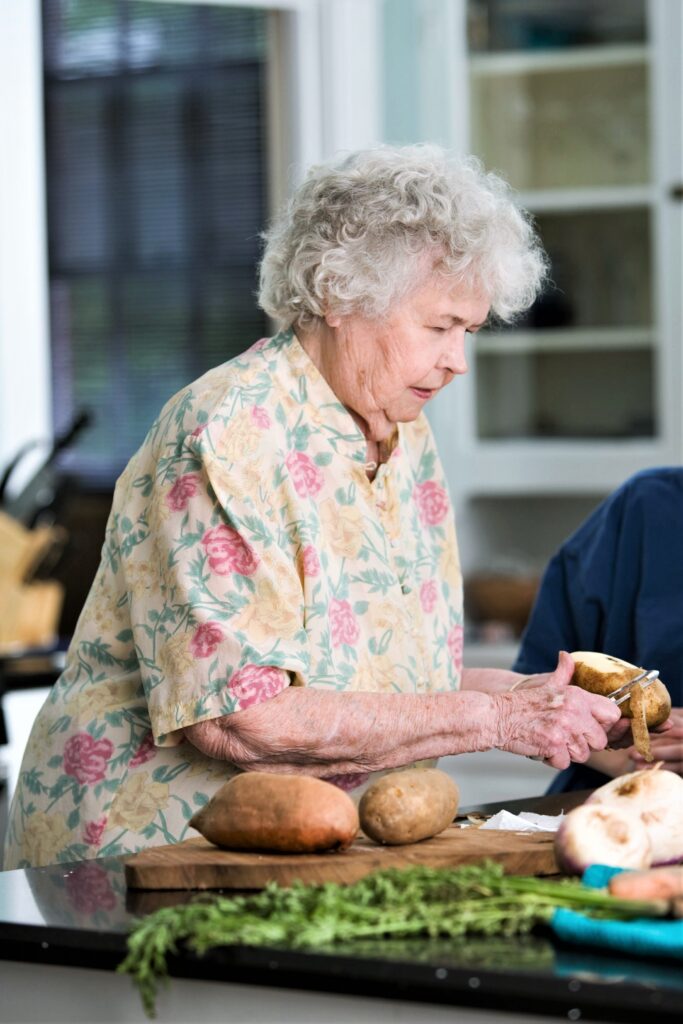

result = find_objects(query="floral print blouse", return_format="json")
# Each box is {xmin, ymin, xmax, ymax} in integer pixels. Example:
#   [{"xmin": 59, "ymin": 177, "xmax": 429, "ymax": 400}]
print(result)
[{"xmin": 3, "ymin": 331, "xmax": 464, "ymax": 869}]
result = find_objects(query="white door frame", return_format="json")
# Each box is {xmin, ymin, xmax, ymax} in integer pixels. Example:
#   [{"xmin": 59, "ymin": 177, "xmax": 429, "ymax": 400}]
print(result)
[{"xmin": 0, "ymin": 0, "xmax": 51, "ymax": 479}]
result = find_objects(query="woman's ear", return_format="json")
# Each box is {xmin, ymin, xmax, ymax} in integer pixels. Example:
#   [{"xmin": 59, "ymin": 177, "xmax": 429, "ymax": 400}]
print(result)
[{"xmin": 324, "ymin": 310, "xmax": 342, "ymax": 328}]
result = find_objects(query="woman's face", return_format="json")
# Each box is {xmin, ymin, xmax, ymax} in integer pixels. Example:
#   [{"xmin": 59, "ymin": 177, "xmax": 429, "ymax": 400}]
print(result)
[{"xmin": 314, "ymin": 275, "xmax": 490, "ymax": 442}]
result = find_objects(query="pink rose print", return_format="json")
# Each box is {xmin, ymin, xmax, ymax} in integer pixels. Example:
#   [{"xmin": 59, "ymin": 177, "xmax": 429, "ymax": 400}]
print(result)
[
  {"xmin": 129, "ymin": 731, "xmax": 157, "ymax": 768},
  {"xmin": 191, "ymin": 423, "xmax": 208, "ymax": 437},
  {"xmin": 285, "ymin": 450, "xmax": 324, "ymax": 498},
  {"xmin": 249, "ymin": 337, "xmax": 269, "ymax": 352},
  {"xmin": 302, "ymin": 544, "xmax": 320, "ymax": 577},
  {"xmin": 83, "ymin": 817, "xmax": 107, "ymax": 848},
  {"xmin": 447, "ymin": 623, "xmax": 464, "ymax": 672},
  {"xmin": 63, "ymin": 733, "xmax": 114, "ymax": 785},
  {"xmin": 420, "ymin": 579, "xmax": 438, "ymax": 614},
  {"xmin": 166, "ymin": 473, "xmax": 201, "ymax": 512},
  {"xmin": 413, "ymin": 480, "xmax": 449, "ymax": 527},
  {"xmin": 230, "ymin": 664, "xmax": 287, "ymax": 709},
  {"xmin": 189, "ymin": 621, "xmax": 224, "ymax": 659},
  {"xmin": 65, "ymin": 862, "xmax": 117, "ymax": 914},
  {"xmin": 202, "ymin": 525, "xmax": 259, "ymax": 577},
  {"xmin": 251, "ymin": 405, "xmax": 271, "ymax": 429},
  {"xmin": 323, "ymin": 773, "xmax": 370, "ymax": 792},
  {"xmin": 329, "ymin": 598, "xmax": 360, "ymax": 648}
]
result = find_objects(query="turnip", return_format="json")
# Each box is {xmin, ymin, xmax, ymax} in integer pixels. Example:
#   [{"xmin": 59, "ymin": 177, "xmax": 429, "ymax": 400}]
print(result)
[
  {"xmin": 586, "ymin": 766, "xmax": 683, "ymax": 865},
  {"xmin": 554, "ymin": 804, "xmax": 652, "ymax": 875}
]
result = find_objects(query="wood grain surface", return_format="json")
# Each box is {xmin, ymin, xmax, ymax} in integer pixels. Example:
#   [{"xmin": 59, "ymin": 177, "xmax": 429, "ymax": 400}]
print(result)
[{"xmin": 125, "ymin": 826, "xmax": 559, "ymax": 891}]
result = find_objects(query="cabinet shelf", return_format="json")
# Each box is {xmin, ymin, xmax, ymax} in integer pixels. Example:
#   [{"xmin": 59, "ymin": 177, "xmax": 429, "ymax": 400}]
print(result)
[
  {"xmin": 476, "ymin": 327, "xmax": 655, "ymax": 355},
  {"xmin": 517, "ymin": 187, "xmax": 654, "ymax": 212},
  {"xmin": 470, "ymin": 43, "xmax": 649, "ymax": 77},
  {"xmin": 453, "ymin": 441, "xmax": 675, "ymax": 497}
]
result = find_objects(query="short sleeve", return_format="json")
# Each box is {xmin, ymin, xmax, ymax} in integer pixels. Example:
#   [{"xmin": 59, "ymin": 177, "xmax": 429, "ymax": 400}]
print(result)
[{"xmin": 124, "ymin": 441, "xmax": 309, "ymax": 745}]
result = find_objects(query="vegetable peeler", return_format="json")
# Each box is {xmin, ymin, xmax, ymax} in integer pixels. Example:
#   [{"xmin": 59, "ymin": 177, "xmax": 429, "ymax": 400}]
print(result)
[{"xmin": 608, "ymin": 669, "xmax": 659, "ymax": 706}]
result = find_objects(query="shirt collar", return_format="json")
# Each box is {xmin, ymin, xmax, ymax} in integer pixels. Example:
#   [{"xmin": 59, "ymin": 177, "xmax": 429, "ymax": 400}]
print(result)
[{"xmin": 269, "ymin": 329, "xmax": 401, "ymax": 464}]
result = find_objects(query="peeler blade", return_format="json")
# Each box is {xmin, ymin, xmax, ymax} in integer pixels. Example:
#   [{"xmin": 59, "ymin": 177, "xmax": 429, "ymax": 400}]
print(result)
[{"xmin": 610, "ymin": 669, "xmax": 659, "ymax": 706}]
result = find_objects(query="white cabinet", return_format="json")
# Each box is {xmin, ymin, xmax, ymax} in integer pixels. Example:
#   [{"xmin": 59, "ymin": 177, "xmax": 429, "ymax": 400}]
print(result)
[{"xmin": 424, "ymin": 0, "xmax": 683, "ymax": 503}]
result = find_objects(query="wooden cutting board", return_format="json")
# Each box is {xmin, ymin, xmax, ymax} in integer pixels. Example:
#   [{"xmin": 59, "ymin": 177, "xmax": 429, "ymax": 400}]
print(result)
[{"xmin": 125, "ymin": 826, "xmax": 559, "ymax": 891}]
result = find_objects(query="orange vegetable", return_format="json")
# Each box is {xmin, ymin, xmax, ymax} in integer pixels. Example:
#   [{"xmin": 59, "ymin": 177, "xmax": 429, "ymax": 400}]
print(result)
[
  {"xmin": 608, "ymin": 865, "xmax": 683, "ymax": 902},
  {"xmin": 189, "ymin": 772, "xmax": 360, "ymax": 853}
]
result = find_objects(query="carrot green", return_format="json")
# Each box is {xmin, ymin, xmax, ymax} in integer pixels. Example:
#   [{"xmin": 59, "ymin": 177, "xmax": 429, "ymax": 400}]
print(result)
[{"xmin": 118, "ymin": 860, "xmax": 667, "ymax": 1017}]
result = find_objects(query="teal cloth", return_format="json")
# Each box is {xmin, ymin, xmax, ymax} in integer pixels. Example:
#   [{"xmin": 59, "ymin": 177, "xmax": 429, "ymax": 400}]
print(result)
[{"xmin": 551, "ymin": 865, "xmax": 683, "ymax": 960}]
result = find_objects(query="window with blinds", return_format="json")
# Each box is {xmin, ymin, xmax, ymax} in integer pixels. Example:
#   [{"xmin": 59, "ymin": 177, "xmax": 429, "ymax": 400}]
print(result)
[{"xmin": 43, "ymin": 0, "xmax": 269, "ymax": 484}]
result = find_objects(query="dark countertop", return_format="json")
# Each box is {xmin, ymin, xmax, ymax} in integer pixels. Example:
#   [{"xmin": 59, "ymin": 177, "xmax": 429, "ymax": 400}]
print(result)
[{"xmin": 0, "ymin": 791, "xmax": 681, "ymax": 1022}]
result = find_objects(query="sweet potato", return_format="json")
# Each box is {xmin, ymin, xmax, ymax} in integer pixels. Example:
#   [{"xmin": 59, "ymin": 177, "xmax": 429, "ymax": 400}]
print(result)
[
  {"xmin": 189, "ymin": 772, "xmax": 359, "ymax": 853},
  {"xmin": 359, "ymin": 767, "xmax": 459, "ymax": 846}
]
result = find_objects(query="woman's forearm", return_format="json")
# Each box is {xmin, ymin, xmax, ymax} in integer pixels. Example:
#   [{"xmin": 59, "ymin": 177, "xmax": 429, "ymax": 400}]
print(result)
[
  {"xmin": 183, "ymin": 687, "xmax": 498, "ymax": 776},
  {"xmin": 184, "ymin": 652, "xmax": 622, "ymax": 773}
]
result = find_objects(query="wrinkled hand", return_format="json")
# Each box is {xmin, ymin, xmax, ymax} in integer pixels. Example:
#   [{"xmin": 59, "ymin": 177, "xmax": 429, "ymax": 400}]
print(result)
[
  {"xmin": 491, "ymin": 651, "xmax": 623, "ymax": 770},
  {"xmin": 630, "ymin": 707, "xmax": 683, "ymax": 775}
]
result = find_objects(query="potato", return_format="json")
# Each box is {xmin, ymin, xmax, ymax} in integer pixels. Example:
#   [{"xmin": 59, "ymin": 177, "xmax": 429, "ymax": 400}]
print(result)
[
  {"xmin": 189, "ymin": 772, "xmax": 359, "ymax": 853},
  {"xmin": 570, "ymin": 651, "xmax": 671, "ymax": 727},
  {"xmin": 359, "ymin": 767, "xmax": 459, "ymax": 846}
]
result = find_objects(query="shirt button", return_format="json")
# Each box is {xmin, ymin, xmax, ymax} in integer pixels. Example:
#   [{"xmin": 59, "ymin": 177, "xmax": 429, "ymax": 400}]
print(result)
[{"xmin": 401, "ymin": 583, "xmax": 413, "ymax": 595}]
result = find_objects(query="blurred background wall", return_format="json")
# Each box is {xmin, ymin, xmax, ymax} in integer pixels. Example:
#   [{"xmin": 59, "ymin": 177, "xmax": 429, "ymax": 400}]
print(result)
[{"xmin": 0, "ymin": 0, "xmax": 681, "ymax": 805}]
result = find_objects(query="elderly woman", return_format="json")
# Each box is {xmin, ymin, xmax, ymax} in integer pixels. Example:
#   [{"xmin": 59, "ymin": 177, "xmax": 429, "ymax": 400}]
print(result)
[{"xmin": 4, "ymin": 146, "xmax": 626, "ymax": 870}]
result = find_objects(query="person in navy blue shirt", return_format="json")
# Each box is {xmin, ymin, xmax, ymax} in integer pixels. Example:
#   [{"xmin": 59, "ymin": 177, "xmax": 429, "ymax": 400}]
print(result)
[{"xmin": 514, "ymin": 467, "xmax": 683, "ymax": 793}]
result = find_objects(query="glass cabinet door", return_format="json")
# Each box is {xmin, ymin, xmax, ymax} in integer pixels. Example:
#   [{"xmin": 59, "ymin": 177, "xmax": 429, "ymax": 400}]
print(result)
[{"xmin": 467, "ymin": 0, "xmax": 655, "ymax": 441}]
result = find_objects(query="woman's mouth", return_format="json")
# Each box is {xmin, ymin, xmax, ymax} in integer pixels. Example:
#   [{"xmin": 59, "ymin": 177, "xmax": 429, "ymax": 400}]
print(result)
[{"xmin": 410, "ymin": 386, "xmax": 435, "ymax": 401}]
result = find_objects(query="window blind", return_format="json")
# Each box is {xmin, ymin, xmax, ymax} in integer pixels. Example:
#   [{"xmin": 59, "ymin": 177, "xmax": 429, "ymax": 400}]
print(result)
[{"xmin": 43, "ymin": 0, "xmax": 269, "ymax": 483}]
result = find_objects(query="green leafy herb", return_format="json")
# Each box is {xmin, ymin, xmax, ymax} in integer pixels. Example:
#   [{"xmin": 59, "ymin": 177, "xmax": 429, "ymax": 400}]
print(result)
[{"xmin": 118, "ymin": 861, "xmax": 666, "ymax": 1017}]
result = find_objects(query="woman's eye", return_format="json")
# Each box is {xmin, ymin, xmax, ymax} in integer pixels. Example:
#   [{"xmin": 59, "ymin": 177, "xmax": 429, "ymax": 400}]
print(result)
[{"xmin": 429, "ymin": 326, "xmax": 446, "ymax": 333}]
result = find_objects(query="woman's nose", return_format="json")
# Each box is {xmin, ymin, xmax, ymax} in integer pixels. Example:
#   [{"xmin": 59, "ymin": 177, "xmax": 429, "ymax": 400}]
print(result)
[{"xmin": 439, "ymin": 331, "xmax": 468, "ymax": 375}]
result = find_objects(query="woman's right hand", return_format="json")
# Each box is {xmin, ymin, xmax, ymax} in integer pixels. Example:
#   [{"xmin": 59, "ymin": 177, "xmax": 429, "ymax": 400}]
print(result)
[{"xmin": 490, "ymin": 651, "xmax": 623, "ymax": 769}]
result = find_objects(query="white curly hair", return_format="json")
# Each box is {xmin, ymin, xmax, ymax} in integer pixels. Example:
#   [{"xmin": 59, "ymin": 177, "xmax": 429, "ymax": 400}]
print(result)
[{"xmin": 258, "ymin": 144, "xmax": 547, "ymax": 329}]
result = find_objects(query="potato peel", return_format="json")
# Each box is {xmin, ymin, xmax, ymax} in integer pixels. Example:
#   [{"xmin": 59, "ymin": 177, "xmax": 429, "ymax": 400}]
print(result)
[{"xmin": 629, "ymin": 683, "xmax": 653, "ymax": 761}]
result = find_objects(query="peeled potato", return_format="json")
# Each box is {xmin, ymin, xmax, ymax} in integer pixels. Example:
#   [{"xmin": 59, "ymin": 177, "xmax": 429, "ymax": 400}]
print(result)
[
  {"xmin": 189, "ymin": 772, "xmax": 359, "ymax": 853},
  {"xmin": 570, "ymin": 651, "xmax": 672, "ymax": 760},
  {"xmin": 359, "ymin": 767, "xmax": 459, "ymax": 846},
  {"xmin": 571, "ymin": 651, "xmax": 671, "ymax": 726}
]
